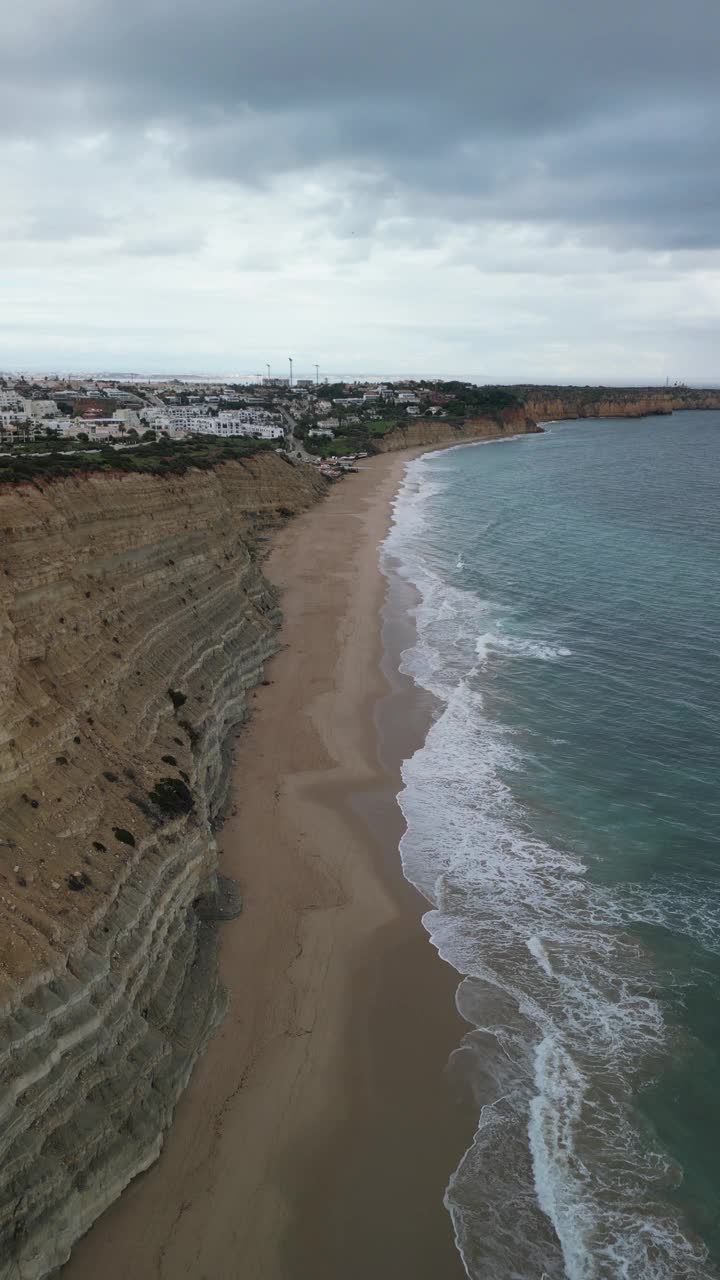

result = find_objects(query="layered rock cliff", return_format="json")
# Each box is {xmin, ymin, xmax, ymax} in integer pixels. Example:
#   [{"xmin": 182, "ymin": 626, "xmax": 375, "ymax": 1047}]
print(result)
[
  {"xmin": 512, "ymin": 385, "xmax": 720, "ymax": 422},
  {"xmin": 669, "ymin": 389, "xmax": 720, "ymax": 412},
  {"xmin": 373, "ymin": 405, "xmax": 540, "ymax": 452},
  {"xmin": 0, "ymin": 454, "xmax": 325, "ymax": 1279},
  {"xmin": 522, "ymin": 389, "xmax": 673, "ymax": 421}
]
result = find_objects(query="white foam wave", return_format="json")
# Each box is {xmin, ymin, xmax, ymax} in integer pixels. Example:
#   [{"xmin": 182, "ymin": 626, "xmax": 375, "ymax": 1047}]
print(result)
[
  {"xmin": 381, "ymin": 450, "xmax": 715, "ymax": 1280},
  {"xmin": 527, "ymin": 935, "xmax": 555, "ymax": 978},
  {"xmin": 476, "ymin": 630, "xmax": 572, "ymax": 665}
]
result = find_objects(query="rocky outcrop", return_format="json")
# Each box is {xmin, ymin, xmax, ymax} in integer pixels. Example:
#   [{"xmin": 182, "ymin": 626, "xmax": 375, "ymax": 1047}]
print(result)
[
  {"xmin": 522, "ymin": 390, "xmax": 674, "ymax": 421},
  {"xmin": 0, "ymin": 454, "xmax": 325, "ymax": 1279},
  {"xmin": 373, "ymin": 405, "xmax": 541, "ymax": 452},
  {"xmin": 669, "ymin": 389, "xmax": 720, "ymax": 411},
  {"xmin": 514, "ymin": 385, "xmax": 720, "ymax": 422}
]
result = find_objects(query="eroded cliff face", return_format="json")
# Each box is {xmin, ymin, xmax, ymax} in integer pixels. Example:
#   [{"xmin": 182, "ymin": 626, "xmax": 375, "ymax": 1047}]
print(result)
[
  {"xmin": 373, "ymin": 406, "xmax": 540, "ymax": 452},
  {"xmin": 0, "ymin": 454, "xmax": 325, "ymax": 1279},
  {"xmin": 524, "ymin": 392, "xmax": 674, "ymax": 421},
  {"xmin": 669, "ymin": 389, "xmax": 720, "ymax": 411},
  {"xmin": 522, "ymin": 387, "xmax": 720, "ymax": 422}
]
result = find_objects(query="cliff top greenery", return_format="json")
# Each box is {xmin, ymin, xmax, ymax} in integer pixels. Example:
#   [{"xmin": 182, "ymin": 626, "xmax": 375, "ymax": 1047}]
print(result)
[
  {"xmin": 505, "ymin": 384, "xmax": 693, "ymax": 405},
  {"xmin": 0, "ymin": 434, "xmax": 278, "ymax": 488},
  {"xmin": 301, "ymin": 382, "xmax": 520, "ymax": 458}
]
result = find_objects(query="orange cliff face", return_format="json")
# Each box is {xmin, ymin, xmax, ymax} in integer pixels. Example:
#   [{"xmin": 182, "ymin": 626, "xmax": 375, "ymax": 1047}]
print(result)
[
  {"xmin": 520, "ymin": 387, "xmax": 720, "ymax": 423},
  {"xmin": 669, "ymin": 390, "xmax": 720, "ymax": 411},
  {"xmin": 0, "ymin": 452, "xmax": 326, "ymax": 1280},
  {"xmin": 524, "ymin": 392, "xmax": 674, "ymax": 421},
  {"xmin": 373, "ymin": 404, "xmax": 541, "ymax": 452}
]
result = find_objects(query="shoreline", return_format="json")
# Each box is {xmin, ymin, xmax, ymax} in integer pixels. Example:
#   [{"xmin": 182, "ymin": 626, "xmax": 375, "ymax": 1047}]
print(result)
[{"xmin": 62, "ymin": 449, "xmax": 470, "ymax": 1280}]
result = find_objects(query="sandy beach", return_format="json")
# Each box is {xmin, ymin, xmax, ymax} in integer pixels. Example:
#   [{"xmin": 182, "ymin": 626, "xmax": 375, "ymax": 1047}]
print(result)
[{"xmin": 62, "ymin": 451, "xmax": 469, "ymax": 1280}]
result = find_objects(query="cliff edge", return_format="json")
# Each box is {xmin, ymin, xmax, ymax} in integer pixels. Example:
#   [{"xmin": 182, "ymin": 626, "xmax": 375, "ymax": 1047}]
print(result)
[
  {"xmin": 0, "ymin": 454, "xmax": 325, "ymax": 1279},
  {"xmin": 508, "ymin": 385, "xmax": 720, "ymax": 422},
  {"xmin": 373, "ymin": 405, "xmax": 540, "ymax": 452}
]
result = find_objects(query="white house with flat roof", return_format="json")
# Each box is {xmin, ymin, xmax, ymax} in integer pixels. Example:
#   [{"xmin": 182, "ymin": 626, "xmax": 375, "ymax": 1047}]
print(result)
[
  {"xmin": 22, "ymin": 399, "xmax": 59, "ymax": 418},
  {"xmin": 112, "ymin": 408, "xmax": 143, "ymax": 432},
  {"xmin": 190, "ymin": 415, "xmax": 284, "ymax": 440}
]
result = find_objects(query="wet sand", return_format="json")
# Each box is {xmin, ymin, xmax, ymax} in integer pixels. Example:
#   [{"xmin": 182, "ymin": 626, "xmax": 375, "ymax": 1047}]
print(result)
[{"xmin": 62, "ymin": 452, "xmax": 470, "ymax": 1280}]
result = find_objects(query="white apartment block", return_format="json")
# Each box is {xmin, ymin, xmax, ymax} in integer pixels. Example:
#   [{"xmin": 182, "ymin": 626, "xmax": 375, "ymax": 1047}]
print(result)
[
  {"xmin": 190, "ymin": 413, "xmax": 284, "ymax": 441},
  {"xmin": 166, "ymin": 405, "xmax": 211, "ymax": 428},
  {"xmin": 22, "ymin": 399, "xmax": 59, "ymax": 418},
  {"xmin": 0, "ymin": 395, "xmax": 24, "ymax": 420},
  {"xmin": 112, "ymin": 408, "xmax": 142, "ymax": 432},
  {"xmin": 140, "ymin": 407, "xmax": 172, "ymax": 431},
  {"xmin": 220, "ymin": 408, "xmax": 283, "ymax": 427},
  {"xmin": 55, "ymin": 419, "xmax": 117, "ymax": 440}
]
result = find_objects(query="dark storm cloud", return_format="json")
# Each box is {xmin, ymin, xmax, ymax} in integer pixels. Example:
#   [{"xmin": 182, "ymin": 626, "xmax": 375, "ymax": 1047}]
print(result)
[{"xmin": 4, "ymin": 0, "xmax": 720, "ymax": 248}]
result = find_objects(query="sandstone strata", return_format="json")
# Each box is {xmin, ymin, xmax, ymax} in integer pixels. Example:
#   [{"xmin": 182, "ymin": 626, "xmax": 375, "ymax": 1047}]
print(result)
[
  {"xmin": 519, "ymin": 386, "xmax": 720, "ymax": 422},
  {"xmin": 0, "ymin": 454, "xmax": 325, "ymax": 1279},
  {"xmin": 374, "ymin": 405, "xmax": 540, "ymax": 452},
  {"xmin": 669, "ymin": 389, "xmax": 720, "ymax": 411}
]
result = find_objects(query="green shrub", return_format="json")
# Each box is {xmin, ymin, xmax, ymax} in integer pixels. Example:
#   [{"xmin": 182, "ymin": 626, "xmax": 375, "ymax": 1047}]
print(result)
[
  {"xmin": 178, "ymin": 717, "xmax": 200, "ymax": 748},
  {"xmin": 112, "ymin": 827, "xmax": 136, "ymax": 847},
  {"xmin": 148, "ymin": 777, "xmax": 195, "ymax": 817}
]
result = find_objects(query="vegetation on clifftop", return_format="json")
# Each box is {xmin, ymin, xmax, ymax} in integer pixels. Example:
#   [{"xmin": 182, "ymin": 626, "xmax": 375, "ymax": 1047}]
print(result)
[
  {"xmin": 0, "ymin": 434, "xmax": 278, "ymax": 487},
  {"xmin": 300, "ymin": 382, "xmax": 521, "ymax": 457},
  {"xmin": 506, "ymin": 384, "xmax": 676, "ymax": 406}
]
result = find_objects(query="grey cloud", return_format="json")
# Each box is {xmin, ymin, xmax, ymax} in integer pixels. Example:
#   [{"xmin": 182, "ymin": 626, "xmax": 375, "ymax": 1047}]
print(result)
[
  {"xmin": 3, "ymin": 0, "xmax": 720, "ymax": 250},
  {"xmin": 8, "ymin": 207, "xmax": 118, "ymax": 242},
  {"xmin": 119, "ymin": 233, "xmax": 206, "ymax": 256}
]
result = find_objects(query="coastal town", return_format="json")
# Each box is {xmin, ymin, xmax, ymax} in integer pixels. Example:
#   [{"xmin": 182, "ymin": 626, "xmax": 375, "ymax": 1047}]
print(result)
[
  {"xmin": 2, "ymin": 373, "xmax": 716, "ymax": 489},
  {"xmin": 0, "ymin": 372, "xmax": 517, "ymax": 480}
]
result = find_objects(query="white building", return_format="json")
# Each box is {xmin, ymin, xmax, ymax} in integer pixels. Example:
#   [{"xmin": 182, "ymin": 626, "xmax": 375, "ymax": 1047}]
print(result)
[
  {"xmin": 223, "ymin": 408, "xmax": 283, "ymax": 427},
  {"xmin": 0, "ymin": 390, "xmax": 23, "ymax": 406},
  {"xmin": 165, "ymin": 405, "xmax": 211, "ymax": 429},
  {"xmin": 308, "ymin": 427, "xmax": 335, "ymax": 439},
  {"xmin": 22, "ymin": 399, "xmax": 59, "ymax": 418},
  {"xmin": 142, "ymin": 405, "xmax": 212, "ymax": 437},
  {"xmin": 140, "ymin": 407, "xmax": 172, "ymax": 432},
  {"xmin": 190, "ymin": 414, "xmax": 284, "ymax": 440},
  {"xmin": 58, "ymin": 419, "xmax": 118, "ymax": 440},
  {"xmin": 112, "ymin": 408, "xmax": 142, "ymax": 432}
]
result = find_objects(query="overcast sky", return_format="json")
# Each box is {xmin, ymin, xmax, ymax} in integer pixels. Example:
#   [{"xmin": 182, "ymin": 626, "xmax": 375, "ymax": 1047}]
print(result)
[{"xmin": 3, "ymin": 0, "xmax": 720, "ymax": 382}]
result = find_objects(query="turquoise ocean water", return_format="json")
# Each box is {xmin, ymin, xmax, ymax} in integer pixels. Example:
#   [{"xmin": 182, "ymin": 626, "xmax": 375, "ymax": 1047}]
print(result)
[{"xmin": 382, "ymin": 411, "xmax": 720, "ymax": 1279}]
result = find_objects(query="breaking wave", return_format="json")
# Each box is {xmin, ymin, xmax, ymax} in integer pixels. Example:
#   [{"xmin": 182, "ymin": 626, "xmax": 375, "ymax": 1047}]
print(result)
[{"xmin": 381, "ymin": 450, "xmax": 716, "ymax": 1279}]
